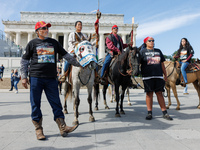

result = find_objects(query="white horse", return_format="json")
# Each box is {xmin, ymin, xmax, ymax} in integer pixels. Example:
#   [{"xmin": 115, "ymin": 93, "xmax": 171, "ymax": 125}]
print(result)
[{"xmin": 63, "ymin": 40, "xmax": 97, "ymax": 125}]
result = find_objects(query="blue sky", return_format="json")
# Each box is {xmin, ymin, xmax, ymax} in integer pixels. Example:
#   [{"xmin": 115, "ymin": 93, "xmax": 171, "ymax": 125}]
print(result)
[{"xmin": 0, "ymin": 0, "xmax": 200, "ymax": 58}]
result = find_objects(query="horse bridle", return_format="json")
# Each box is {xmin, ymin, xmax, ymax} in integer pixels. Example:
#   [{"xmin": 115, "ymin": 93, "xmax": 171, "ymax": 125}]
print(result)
[
  {"xmin": 166, "ymin": 61, "xmax": 179, "ymax": 78},
  {"xmin": 78, "ymin": 68, "xmax": 93, "ymax": 85}
]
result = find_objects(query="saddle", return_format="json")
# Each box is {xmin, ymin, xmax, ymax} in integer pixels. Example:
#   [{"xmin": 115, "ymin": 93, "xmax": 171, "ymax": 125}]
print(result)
[
  {"xmin": 59, "ymin": 65, "xmax": 72, "ymax": 83},
  {"xmin": 176, "ymin": 61, "xmax": 200, "ymax": 86},
  {"xmin": 96, "ymin": 55, "xmax": 118, "ymax": 85},
  {"xmin": 185, "ymin": 63, "xmax": 200, "ymax": 73}
]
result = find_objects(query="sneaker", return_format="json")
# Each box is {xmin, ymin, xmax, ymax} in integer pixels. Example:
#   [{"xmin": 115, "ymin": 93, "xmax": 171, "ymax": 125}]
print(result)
[
  {"xmin": 146, "ymin": 114, "xmax": 152, "ymax": 120},
  {"xmin": 9, "ymin": 89, "xmax": 13, "ymax": 91},
  {"xmin": 183, "ymin": 93, "xmax": 189, "ymax": 95},
  {"xmin": 163, "ymin": 114, "xmax": 173, "ymax": 120},
  {"xmin": 15, "ymin": 90, "xmax": 18, "ymax": 94}
]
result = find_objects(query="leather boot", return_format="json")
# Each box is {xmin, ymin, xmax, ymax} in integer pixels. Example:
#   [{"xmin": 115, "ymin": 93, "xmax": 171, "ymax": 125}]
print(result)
[
  {"xmin": 55, "ymin": 118, "xmax": 79, "ymax": 137},
  {"xmin": 59, "ymin": 75, "xmax": 66, "ymax": 83},
  {"xmin": 32, "ymin": 118, "xmax": 46, "ymax": 140}
]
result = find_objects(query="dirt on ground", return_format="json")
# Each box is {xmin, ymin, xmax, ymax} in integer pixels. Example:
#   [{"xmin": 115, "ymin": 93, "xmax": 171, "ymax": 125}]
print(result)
[
  {"xmin": 0, "ymin": 78, "xmax": 27, "ymax": 89},
  {"xmin": 0, "ymin": 77, "xmax": 144, "ymax": 89}
]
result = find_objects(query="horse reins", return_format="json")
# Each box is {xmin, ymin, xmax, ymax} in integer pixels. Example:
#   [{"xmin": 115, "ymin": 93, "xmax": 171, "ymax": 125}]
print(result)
[
  {"xmin": 166, "ymin": 61, "xmax": 176, "ymax": 78},
  {"xmin": 78, "ymin": 68, "xmax": 93, "ymax": 85}
]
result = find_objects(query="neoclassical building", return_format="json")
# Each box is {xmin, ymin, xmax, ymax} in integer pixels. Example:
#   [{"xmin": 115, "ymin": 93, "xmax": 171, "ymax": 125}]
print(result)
[{"xmin": 3, "ymin": 11, "xmax": 138, "ymax": 59}]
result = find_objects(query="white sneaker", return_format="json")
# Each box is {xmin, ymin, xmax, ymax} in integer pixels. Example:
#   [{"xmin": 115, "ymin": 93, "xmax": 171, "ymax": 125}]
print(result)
[{"xmin": 15, "ymin": 90, "xmax": 18, "ymax": 94}]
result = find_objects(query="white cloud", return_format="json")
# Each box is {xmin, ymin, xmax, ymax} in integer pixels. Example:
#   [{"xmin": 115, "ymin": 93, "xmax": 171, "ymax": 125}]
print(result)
[
  {"xmin": 90, "ymin": 10, "xmax": 97, "ymax": 13},
  {"xmin": 137, "ymin": 13, "xmax": 200, "ymax": 39}
]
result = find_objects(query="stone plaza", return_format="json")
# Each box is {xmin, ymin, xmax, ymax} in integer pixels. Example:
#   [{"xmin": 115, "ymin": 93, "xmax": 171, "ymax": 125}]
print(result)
[{"xmin": 1, "ymin": 85, "xmax": 200, "ymax": 150}]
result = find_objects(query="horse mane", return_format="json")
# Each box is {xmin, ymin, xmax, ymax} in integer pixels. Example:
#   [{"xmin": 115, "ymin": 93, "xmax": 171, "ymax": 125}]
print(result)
[
  {"xmin": 120, "ymin": 47, "xmax": 138, "ymax": 66},
  {"xmin": 120, "ymin": 48, "xmax": 131, "ymax": 66}
]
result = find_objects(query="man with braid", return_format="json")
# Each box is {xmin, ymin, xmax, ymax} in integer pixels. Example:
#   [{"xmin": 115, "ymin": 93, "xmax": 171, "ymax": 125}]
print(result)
[{"xmin": 20, "ymin": 21, "xmax": 81, "ymax": 140}]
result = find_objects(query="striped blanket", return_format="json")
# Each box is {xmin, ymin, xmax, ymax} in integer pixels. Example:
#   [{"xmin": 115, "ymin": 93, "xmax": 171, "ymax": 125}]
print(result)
[{"xmin": 75, "ymin": 41, "xmax": 97, "ymax": 67}]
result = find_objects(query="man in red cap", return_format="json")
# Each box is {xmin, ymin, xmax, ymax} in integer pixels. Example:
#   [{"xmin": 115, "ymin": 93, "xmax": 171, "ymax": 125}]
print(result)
[
  {"xmin": 100, "ymin": 25, "xmax": 133, "ymax": 83},
  {"xmin": 20, "ymin": 21, "xmax": 81, "ymax": 140}
]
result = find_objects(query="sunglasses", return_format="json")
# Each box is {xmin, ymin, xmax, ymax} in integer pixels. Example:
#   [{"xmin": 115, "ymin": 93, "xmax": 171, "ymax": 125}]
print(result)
[
  {"xmin": 148, "ymin": 40, "xmax": 154, "ymax": 42},
  {"xmin": 113, "ymin": 27, "xmax": 118, "ymax": 29},
  {"xmin": 39, "ymin": 27, "xmax": 49, "ymax": 30}
]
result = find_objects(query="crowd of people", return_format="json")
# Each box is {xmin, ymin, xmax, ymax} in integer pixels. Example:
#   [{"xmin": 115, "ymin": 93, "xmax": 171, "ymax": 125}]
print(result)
[{"xmin": 0, "ymin": 20, "xmax": 196, "ymax": 140}]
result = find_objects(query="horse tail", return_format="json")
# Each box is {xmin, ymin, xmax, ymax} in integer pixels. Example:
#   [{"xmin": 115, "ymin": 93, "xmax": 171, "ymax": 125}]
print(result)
[{"xmin": 64, "ymin": 82, "xmax": 73, "ymax": 102}]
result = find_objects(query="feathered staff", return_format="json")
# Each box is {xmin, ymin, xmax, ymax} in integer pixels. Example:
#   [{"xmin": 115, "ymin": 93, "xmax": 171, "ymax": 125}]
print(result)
[
  {"xmin": 94, "ymin": 1, "xmax": 101, "ymax": 61},
  {"xmin": 129, "ymin": 17, "xmax": 134, "ymax": 48}
]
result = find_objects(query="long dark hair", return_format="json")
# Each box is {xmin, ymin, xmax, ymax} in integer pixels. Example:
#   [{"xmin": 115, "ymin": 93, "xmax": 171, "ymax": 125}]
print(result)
[{"xmin": 177, "ymin": 38, "xmax": 193, "ymax": 56}]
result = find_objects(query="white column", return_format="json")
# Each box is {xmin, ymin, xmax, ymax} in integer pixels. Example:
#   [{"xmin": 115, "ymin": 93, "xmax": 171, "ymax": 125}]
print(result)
[
  {"xmin": 122, "ymin": 34, "xmax": 126, "ymax": 44},
  {"xmin": 63, "ymin": 32, "xmax": 69, "ymax": 50},
  {"xmin": 5, "ymin": 32, "xmax": 11, "ymax": 45},
  {"xmin": 133, "ymin": 34, "xmax": 136, "ymax": 47},
  {"xmin": 51, "ymin": 32, "xmax": 57, "ymax": 40},
  {"xmin": 10, "ymin": 35, "xmax": 13, "ymax": 42},
  {"xmin": 16, "ymin": 32, "xmax": 21, "ymax": 46},
  {"xmin": 27, "ymin": 32, "xmax": 33, "ymax": 43},
  {"xmin": 133, "ymin": 27, "xmax": 137, "ymax": 46},
  {"xmin": 5, "ymin": 32, "xmax": 10, "ymax": 40},
  {"xmin": 99, "ymin": 33, "xmax": 105, "ymax": 59}
]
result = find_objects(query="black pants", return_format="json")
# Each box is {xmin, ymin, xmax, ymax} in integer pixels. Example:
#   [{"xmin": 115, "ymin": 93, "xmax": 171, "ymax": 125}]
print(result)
[{"xmin": 10, "ymin": 80, "xmax": 14, "ymax": 90}]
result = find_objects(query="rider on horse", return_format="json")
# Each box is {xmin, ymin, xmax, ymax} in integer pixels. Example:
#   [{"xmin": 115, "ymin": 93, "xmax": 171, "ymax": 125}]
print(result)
[
  {"xmin": 100, "ymin": 25, "xmax": 133, "ymax": 84},
  {"xmin": 173, "ymin": 38, "xmax": 194, "ymax": 87},
  {"xmin": 60, "ymin": 21, "xmax": 96, "ymax": 82}
]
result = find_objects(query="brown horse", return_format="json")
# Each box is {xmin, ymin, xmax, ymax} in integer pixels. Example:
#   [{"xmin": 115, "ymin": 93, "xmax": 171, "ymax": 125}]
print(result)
[{"xmin": 164, "ymin": 61, "xmax": 200, "ymax": 110}]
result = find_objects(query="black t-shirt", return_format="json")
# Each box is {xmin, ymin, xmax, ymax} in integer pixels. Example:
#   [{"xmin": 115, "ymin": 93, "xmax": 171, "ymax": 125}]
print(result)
[
  {"xmin": 139, "ymin": 48, "xmax": 165, "ymax": 79},
  {"xmin": 22, "ymin": 38, "xmax": 67, "ymax": 78}
]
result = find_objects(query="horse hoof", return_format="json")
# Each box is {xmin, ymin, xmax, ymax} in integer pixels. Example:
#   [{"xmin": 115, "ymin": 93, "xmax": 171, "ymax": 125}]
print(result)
[
  {"xmin": 176, "ymin": 107, "xmax": 180, "ymax": 110},
  {"xmin": 94, "ymin": 107, "xmax": 99, "ymax": 111},
  {"xmin": 110, "ymin": 100, "xmax": 113, "ymax": 103},
  {"xmin": 115, "ymin": 114, "xmax": 121, "ymax": 117},
  {"xmin": 120, "ymin": 110, "xmax": 125, "ymax": 114},
  {"xmin": 166, "ymin": 106, "xmax": 169, "ymax": 109},
  {"xmin": 128, "ymin": 103, "xmax": 132, "ymax": 106},
  {"xmin": 72, "ymin": 121, "xmax": 79, "ymax": 125},
  {"xmin": 64, "ymin": 110, "xmax": 68, "ymax": 114},
  {"xmin": 105, "ymin": 106, "xmax": 110, "ymax": 109},
  {"xmin": 89, "ymin": 116, "xmax": 95, "ymax": 122}
]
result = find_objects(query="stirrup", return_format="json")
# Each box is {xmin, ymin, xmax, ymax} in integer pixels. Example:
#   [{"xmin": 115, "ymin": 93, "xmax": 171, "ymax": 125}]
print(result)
[{"xmin": 180, "ymin": 81, "xmax": 186, "ymax": 87}]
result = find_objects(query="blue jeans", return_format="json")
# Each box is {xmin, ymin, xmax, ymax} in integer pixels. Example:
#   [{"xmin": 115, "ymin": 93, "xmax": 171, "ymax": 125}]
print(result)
[
  {"xmin": 101, "ymin": 54, "xmax": 112, "ymax": 78},
  {"xmin": 184, "ymin": 84, "xmax": 188, "ymax": 93},
  {"xmin": 14, "ymin": 80, "xmax": 19, "ymax": 90},
  {"xmin": 180, "ymin": 62, "xmax": 189, "ymax": 83},
  {"xmin": 64, "ymin": 53, "xmax": 74, "ymax": 72},
  {"xmin": 30, "ymin": 77, "xmax": 64, "ymax": 122}
]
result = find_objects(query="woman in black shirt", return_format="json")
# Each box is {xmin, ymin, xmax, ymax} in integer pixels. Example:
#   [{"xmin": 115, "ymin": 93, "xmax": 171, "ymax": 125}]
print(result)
[{"xmin": 140, "ymin": 36, "xmax": 173, "ymax": 121}]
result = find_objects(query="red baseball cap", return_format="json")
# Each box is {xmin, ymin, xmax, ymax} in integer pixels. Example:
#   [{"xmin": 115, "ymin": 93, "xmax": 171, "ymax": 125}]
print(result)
[
  {"xmin": 144, "ymin": 36, "xmax": 153, "ymax": 43},
  {"xmin": 35, "ymin": 21, "xmax": 51, "ymax": 31},
  {"xmin": 112, "ymin": 25, "xmax": 118, "ymax": 30}
]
